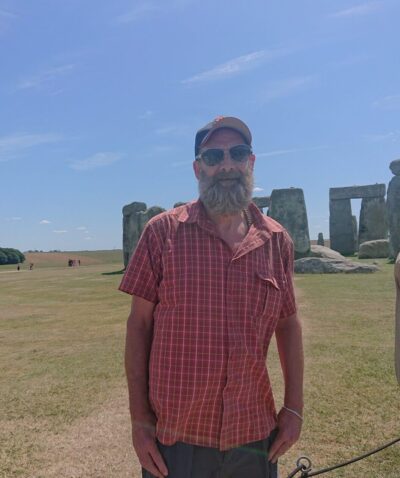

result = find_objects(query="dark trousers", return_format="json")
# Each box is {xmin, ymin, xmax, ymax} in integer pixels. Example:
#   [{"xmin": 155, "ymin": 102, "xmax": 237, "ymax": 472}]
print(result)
[{"xmin": 142, "ymin": 429, "xmax": 278, "ymax": 478}]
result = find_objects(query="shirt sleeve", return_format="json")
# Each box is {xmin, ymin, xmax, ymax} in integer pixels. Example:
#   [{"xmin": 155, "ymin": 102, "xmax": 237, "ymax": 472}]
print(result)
[
  {"xmin": 118, "ymin": 222, "xmax": 163, "ymax": 304},
  {"xmin": 279, "ymin": 231, "xmax": 297, "ymax": 319}
]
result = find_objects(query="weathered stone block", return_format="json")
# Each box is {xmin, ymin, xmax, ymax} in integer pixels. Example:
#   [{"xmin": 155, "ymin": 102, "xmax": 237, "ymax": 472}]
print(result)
[
  {"xmin": 329, "ymin": 199, "xmax": 356, "ymax": 255},
  {"xmin": 358, "ymin": 197, "xmax": 388, "ymax": 245},
  {"xmin": 269, "ymin": 188, "xmax": 310, "ymax": 258},
  {"xmin": 122, "ymin": 202, "xmax": 165, "ymax": 267},
  {"xmin": 309, "ymin": 245, "xmax": 346, "ymax": 260},
  {"xmin": 294, "ymin": 257, "xmax": 379, "ymax": 274},
  {"xmin": 390, "ymin": 159, "xmax": 400, "ymax": 176},
  {"xmin": 330, "ymin": 184, "xmax": 386, "ymax": 200},
  {"xmin": 317, "ymin": 233, "xmax": 324, "ymax": 246},
  {"xmin": 358, "ymin": 239, "xmax": 390, "ymax": 259},
  {"xmin": 252, "ymin": 196, "xmax": 270, "ymax": 210},
  {"xmin": 387, "ymin": 176, "xmax": 400, "ymax": 259},
  {"xmin": 123, "ymin": 202, "xmax": 147, "ymax": 267}
]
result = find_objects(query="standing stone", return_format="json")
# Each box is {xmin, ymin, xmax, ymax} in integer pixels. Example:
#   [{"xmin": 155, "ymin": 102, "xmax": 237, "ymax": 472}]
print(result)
[
  {"xmin": 123, "ymin": 202, "xmax": 146, "ymax": 267},
  {"xmin": 269, "ymin": 188, "xmax": 310, "ymax": 258},
  {"xmin": 389, "ymin": 159, "xmax": 400, "ymax": 176},
  {"xmin": 317, "ymin": 233, "xmax": 324, "ymax": 246},
  {"xmin": 387, "ymin": 176, "xmax": 400, "ymax": 259},
  {"xmin": 395, "ymin": 254, "xmax": 400, "ymax": 384},
  {"xmin": 137, "ymin": 206, "xmax": 165, "ymax": 232},
  {"xmin": 330, "ymin": 198, "xmax": 356, "ymax": 255},
  {"xmin": 122, "ymin": 202, "xmax": 165, "ymax": 267},
  {"xmin": 358, "ymin": 197, "xmax": 388, "ymax": 245}
]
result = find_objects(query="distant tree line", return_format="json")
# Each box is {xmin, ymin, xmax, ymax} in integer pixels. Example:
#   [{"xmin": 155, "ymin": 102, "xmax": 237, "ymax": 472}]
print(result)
[{"xmin": 0, "ymin": 248, "xmax": 25, "ymax": 265}]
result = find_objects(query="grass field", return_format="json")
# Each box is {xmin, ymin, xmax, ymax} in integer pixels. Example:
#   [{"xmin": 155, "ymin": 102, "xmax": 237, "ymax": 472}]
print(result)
[{"xmin": 1, "ymin": 252, "xmax": 399, "ymax": 477}]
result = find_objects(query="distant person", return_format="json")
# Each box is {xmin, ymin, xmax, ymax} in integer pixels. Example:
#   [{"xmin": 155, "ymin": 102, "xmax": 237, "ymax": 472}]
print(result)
[
  {"xmin": 78, "ymin": 259, "xmax": 81, "ymax": 266},
  {"xmin": 29, "ymin": 263, "xmax": 34, "ymax": 270},
  {"xmin": 120, "ymin": 116, "xmax": 304, "ymax": 478},
  {"xmin": 17, "ymin": 264, "xmax": 20, "ymax": 271}
]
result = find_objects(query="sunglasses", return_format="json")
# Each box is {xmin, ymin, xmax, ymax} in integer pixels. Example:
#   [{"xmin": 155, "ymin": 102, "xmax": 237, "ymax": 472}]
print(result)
[{"xmin": 196, "ymin": 144, "xmax": 252, "ymax": 166}]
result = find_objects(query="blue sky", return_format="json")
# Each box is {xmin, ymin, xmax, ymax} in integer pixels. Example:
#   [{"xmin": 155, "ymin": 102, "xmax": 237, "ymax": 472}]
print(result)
[{"xmin": 1, "ymin": 0, "xmax": 399, "ymax": 251}]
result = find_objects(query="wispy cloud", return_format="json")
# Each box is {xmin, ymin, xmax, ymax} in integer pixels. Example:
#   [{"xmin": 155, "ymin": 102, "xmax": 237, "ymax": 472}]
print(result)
[
  {"xmin": 330, "ymin": 1, "xmax": 382, "ymax": 18},
  {"xmin": 6, "ymin": 216, "xmax": 22, "ymax": 221},
  {"xmin": 17, "ymin": 64, "xmax": 75, "ymax": 91},
  {"xmin": 0, "ymin": 9, "xmax": 17, "ymax": 19},
  {"xmin": 115, "ymin": 3, "xmax": 159, "ymax": 23},
  {"xmin": 372, "ymin": 94, "xmax": 400, "ymax": 111},
  {"xmin": 260, "ymin": 75, "xmax": 318, "ymax": 103},
  {"xmin": 253, "ymin": 187, "xmax": 264, "ymax": 192},
  {"xmin": 53, "ymin": 230, "xmax": 67, "ymax": 234},
  {"xmin": 257, "ymin": 145, "xmax": 328, "ymax": 158},
  {"xmin": 364, "ymin": 130, "xmax": 400, "ymax": 142},
  {"xmin": 181, "ymin": 48, "xmax": 294, "ymax": 85},
  {"xmin": 69, "ymin": 152, "xmax": 123, "ymax": 171},
  {"xmin": 139, "ymin": 110, "xmax": 154, "ymax": 120},
  {"xmin": 115, "ymin": 0, "xmax": 195, "ymax": 24},
  {"xmin": 76, "ymin": 226, "xmax": 87, "ymax": 231},
  {"xmin": 40, "ymin": 219, "xmax": 51, "ymax": 224},
  {"xmin": 329, "ymin": 54, "xmax": 370, "ymax": 69},
  {"xmin": 155, "ymin": 124, "xmax": 189, "ymax": 136},
  {"xmin": 0, "ymin": 132, "xmax": 62, "ymax": 162}
]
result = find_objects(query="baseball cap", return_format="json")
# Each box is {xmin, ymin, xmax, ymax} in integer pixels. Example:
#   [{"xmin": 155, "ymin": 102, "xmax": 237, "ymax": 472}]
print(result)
[{"xmin": 195, "ymin": 116, "xmax": 252, "ymax": 156}]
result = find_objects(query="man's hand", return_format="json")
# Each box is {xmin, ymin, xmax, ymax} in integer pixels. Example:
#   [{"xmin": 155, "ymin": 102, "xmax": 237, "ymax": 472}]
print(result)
[
  {"xmin": 132, "ymin": 415, "xmax": 168, "ymax": 477},
  {"xmin": 268, "ymin": 407, "xmax": 302, "ymax": 464}
]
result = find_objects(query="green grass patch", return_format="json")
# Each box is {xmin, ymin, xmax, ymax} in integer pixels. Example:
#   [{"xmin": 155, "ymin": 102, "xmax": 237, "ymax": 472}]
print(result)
[{"xmin": 1, "ymin": 257, "xmax": 399, "ymax": 477}]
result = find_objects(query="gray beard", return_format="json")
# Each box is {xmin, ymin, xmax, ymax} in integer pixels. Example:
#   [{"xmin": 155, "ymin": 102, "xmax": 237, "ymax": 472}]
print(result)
[{"xmin": 198, "ymin": 166, "xmax": 254, "ymax": 216}]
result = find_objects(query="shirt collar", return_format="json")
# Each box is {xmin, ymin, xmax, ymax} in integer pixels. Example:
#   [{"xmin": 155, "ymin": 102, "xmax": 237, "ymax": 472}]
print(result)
[{"xmin": 177, "ymin": 199, "xmax": 279, "ymax": 238}]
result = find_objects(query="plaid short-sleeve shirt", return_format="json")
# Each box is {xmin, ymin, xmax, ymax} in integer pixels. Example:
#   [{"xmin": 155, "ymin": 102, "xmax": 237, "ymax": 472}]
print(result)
[{"xmin": 119, "ymin": 200, "xmax": 297, "ymax": 451}]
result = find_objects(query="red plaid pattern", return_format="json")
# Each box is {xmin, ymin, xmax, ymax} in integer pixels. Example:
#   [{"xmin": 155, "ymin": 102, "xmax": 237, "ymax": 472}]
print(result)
[{"xmin": 119, "ymin": 200, "xmax": 297, "ymax": 451}]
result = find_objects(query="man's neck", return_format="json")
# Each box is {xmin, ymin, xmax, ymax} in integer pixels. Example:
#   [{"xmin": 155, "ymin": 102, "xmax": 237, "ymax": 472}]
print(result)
[{"xmin": 205, "ymin": 205, "xmax": 251, "ymax": 231}]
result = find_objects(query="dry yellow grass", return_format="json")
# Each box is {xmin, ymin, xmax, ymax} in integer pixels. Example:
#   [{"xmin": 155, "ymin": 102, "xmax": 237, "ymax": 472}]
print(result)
[{"xmin": 1, "ymin": 256, "xmax": 399, "ymax": 477}]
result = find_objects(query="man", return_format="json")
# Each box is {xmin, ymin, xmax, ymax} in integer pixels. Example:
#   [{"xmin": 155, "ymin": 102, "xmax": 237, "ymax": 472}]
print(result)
[{"xmin": 120, "ymin": 116, "xmax": 304, "ymax": 478}]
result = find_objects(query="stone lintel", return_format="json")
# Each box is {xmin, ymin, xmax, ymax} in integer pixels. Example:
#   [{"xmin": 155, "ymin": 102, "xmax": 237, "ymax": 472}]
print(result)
[
  {"xmin": 252, "ymin": 196, "xmax": 270, "ymax": 208},
  {"xmin": 330, "ymin": 184, "xmax": 386, "ymax": 200}
]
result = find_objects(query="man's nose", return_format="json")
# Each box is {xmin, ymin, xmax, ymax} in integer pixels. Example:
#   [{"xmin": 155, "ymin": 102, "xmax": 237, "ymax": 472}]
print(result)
[{"xmin": 219, "ymin": 150, "xmax": 235, "ymax": 170}]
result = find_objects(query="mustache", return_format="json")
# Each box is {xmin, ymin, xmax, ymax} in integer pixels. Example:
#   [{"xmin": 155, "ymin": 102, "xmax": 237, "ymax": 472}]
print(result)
[{"xmin": 209, "ymin": 171, "xmax": 243, "ymax": 183}]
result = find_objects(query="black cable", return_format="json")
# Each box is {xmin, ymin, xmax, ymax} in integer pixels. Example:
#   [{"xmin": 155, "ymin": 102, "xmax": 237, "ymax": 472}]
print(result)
[{"xmin": 286, "ymin": 436, "xmax": 400, "ymax": 478}]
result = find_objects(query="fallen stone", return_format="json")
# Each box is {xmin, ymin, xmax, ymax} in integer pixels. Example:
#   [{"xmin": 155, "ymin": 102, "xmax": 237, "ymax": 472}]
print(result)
[
  {"xmin": 294, "ymin": 257, "xmax": 379, "ymax": 274},
  {"xmin": 390, "ymin": 159, "xmax": 400, "ymax": 176},
  {"xmin": 309, "ymin": 245, "xmax": 346, "ymax": 260},
  {"xmin": 358, "ymin": 239, "xmax": 390, "ymax": 259}
]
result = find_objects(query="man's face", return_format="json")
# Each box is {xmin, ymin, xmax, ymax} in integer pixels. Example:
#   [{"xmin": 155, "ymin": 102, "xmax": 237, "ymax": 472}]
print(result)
[
  {"xmin": 193, "ymin": 128, "xmax": 255, "ymax": 215},
  {"xmin": 193, "ymin": 128, "xmax": 255, "ymax": 216}
]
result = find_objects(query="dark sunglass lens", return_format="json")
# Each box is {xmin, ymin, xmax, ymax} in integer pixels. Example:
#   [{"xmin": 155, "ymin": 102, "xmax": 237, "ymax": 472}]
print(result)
[
  {"xmin": 230, "ymin": 145, "xmax": 251, "ymax": 162},
  {"xmin": 202, "ymin": 149, "xmax": 224, "ymax": 166}
]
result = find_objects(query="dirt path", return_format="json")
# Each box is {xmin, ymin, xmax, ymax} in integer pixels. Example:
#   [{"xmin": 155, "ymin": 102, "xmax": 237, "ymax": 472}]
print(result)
[{"xmin": 36, "ymin": 386, "xmax": 141, "ymax": 478}]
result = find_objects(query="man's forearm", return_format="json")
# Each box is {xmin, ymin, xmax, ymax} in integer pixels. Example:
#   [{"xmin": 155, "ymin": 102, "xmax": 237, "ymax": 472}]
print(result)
[
  {"xmin": 275, "ymin": 313, "xmax": 304, "ymax": 412},
  {"xmin": 125, "ymin": 317, "xmax": 154, "ymax": 423}
]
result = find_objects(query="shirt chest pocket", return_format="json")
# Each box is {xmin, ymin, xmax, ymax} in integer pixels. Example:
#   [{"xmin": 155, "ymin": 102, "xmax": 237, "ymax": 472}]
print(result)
[{"xmin": 252, "ymin": 271, "xmax": 284, "ymax": 319}]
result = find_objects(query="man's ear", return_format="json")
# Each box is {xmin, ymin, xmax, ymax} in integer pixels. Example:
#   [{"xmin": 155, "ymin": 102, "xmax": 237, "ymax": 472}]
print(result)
[
  {"xmin": 193, "ymin": 159, "xmax": 201, "ymax": 179},
  {"xmin": 249, "ymin": 154, "xmax": 255, "ymax": 171}
]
